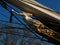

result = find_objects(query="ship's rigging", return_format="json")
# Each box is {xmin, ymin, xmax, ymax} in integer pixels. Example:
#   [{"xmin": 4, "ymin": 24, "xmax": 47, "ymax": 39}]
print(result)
[{"xmin": 0, "ymin": 0, "xmax": 60, "ymax": 45}]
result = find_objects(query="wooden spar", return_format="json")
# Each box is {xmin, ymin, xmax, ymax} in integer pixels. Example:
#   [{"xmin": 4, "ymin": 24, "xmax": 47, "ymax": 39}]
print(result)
[
  {"xmin": 4, "ymin": 0, "xmax": 60, "ymax": 32},
  {"xmin": 1, "ymin": 0, "xmax": 60, "ymax": 42},
  {"xmin": 4, "ymin": 0, "xmax": 60, "ymax": 21}
]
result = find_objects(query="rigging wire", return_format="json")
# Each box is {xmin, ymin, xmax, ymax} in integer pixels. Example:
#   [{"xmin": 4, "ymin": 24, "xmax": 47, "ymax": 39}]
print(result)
[
  {"xmin": 0, "ymin": 20, "xmax": 48, "ymax": 41},
  {"xmin": 0, "ymin": 1, "xmax": 10, "ymax": 18},
  {"xmin": 0, "ymin": 27, "xmax": 26, "ymax": 29},
  {"xmin": 0, "ymin": 11, "xmax": 9, "ymax": 18},
  {"xmin": 0, "ymin": 0, "xmax": 60, "ymax": 44},
  {"xmin": 0, "ymin": 0, "xmax": 14, "ymax": 23},
  {"xmin": 0, "ymin": 20, "xmax": 23, "ymax": 25},
  {"xmin": 0, "ymin": 0, "xmax": 49, "ymax": 42},
  {"xmin": 0, "ymin": 31, "xmax": 47, "ymax": 41},
  {"xmin": 0, "ymin": 0, "xmax": 11, "ymax": 13},
  {"xmin": 1, "ymin": 0, "xmax": 41, "ymax": 39}
]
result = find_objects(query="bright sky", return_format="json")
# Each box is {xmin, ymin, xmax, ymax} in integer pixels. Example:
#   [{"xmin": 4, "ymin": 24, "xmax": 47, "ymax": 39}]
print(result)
[
  {"xmin": 0, "ymin": 0, "xmax": 60, "ymax": 45},
  {"xmin": 36, "ymin": 0, "xmax": 60, "ymax": 12}
]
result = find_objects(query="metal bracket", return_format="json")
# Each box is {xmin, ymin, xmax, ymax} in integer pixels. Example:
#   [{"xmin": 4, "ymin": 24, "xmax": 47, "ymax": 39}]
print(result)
[
  {"xmin": 11, "ymin": 9, "xmax": 32, "ymax": 17},
  {"xmin": 11, "ymin": 9, "xmax": 60, "ymax": 43}
]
